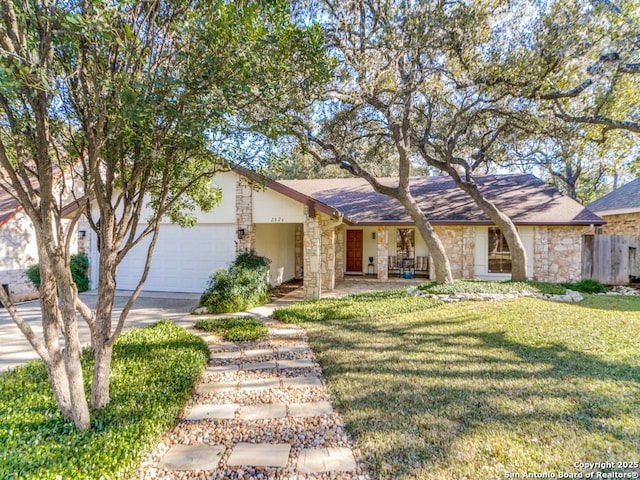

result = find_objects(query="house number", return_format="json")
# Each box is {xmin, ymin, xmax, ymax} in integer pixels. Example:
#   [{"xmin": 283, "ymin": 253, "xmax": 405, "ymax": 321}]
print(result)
[{"xmin": 271, "ymin": 217, "xmax": 285, "ymax": 223}]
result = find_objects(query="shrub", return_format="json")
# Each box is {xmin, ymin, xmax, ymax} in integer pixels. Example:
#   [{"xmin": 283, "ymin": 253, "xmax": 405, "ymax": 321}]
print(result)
[
  {"xmin": 195, "ymin": 316, "xmax": 268, "ymax": 341},
  {"xmin": 562, "ymin": 278, "xmax": 607, "ymax": 294},
  {"xmin": 0, "ymin": 321, "xmax": 209, "ymax": 480},
  {"xmin": 25, "ymin": 253, "xmax": 90, "ymax": 293},
  {"xmin": 200, "ymin": 252, "xmax": 271, "ymax": 313}
]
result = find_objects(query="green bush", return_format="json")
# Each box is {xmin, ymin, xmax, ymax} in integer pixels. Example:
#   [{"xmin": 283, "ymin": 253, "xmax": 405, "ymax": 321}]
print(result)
[
  {"xmin": 25, "ymin": 253, "xmax": 90, "ymax": 293},
  {"xmin": 0, "ymin": 321, "xmax": 209, "ymax": 480},
  {"xmin": 562, "ymin": 278, "xmax": 607, "ymax": 294},
  {"xmin": 200, "ymin": 252, "xmax": 271, "ymax": 313},
  {"xmin": 418, "ymin": 279, "xmax": 568, "ymax": 296},
  {"xmin": 195, "ymin": 316, "xmax": 268, "ymax": 341}
]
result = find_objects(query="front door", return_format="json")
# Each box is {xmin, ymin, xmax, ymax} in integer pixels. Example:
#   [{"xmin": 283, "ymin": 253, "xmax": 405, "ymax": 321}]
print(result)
[{"xmin": 346, "ymin": 230, "xmax": 363, "ymax": 272}]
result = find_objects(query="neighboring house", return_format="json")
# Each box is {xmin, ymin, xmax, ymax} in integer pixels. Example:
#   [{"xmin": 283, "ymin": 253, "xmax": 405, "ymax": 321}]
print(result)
[
  {"xmin": 0, "ymin": 189, "xmax": 40, "ymax": 302},
  {"xmin": 0, "ymin": 173, "xmax": 83, "ymax": 303},
  {"xmin": 89, "ymin": 169, "xmax": 603, "ymax": 300},
  {"xmin": 586, "ymin": 178, "xmax": 640, "ymax": 235}
]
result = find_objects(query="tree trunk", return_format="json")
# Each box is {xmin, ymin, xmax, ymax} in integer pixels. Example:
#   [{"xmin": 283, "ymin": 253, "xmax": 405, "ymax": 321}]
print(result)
[
  {"xmin": 90, "ymin": 250, "xmax": 118, "ymax": 409},
  {"xmin": 459, "ymin": 183, "xmax": 528, "ymax": 282},
  {"xmin": 40, "ymin": 252, "xmax": 92, "ymax": 431},
  {"xmin": 399, "ymin": 191, "xmax": 453, "ymax": 283}
]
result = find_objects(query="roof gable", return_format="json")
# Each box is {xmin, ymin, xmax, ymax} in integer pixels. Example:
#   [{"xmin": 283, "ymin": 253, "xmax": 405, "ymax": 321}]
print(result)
[{"xmin": 586, "ymin": 178, "xmax": 640, "ymax": 213}]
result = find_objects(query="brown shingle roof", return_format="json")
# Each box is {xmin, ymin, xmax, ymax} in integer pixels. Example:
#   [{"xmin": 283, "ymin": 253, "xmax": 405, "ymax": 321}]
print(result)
[
  {"xmin": 278, "ymin": 174, "xmax": 604, "ymax": 225},
  {"xmin": 586, "ymin": 178, "xmax": 640, "ymax": 213}
]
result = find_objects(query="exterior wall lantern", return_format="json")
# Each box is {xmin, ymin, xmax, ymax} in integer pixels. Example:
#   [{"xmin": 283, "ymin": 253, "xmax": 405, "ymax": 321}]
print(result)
[
  {"xmin": 371, "ymin": 231, "xmax": 376, "ymax": 239},
  {"xmin": 237, "ymin": 228, "xmax": 245, "ymax": 239}
]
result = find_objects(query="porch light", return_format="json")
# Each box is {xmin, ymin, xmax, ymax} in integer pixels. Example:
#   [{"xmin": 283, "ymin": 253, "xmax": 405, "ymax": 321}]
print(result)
[
  {"xmin": 372, "ymin": 232, "xmax": 376, "ymax": 239},
  {"xmin": 237, "ymin": 228, "xmax": 245, "ymax": 239}
]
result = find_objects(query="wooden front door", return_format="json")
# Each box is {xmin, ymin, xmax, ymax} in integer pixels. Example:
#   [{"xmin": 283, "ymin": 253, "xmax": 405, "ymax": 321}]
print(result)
[{"xmin": 346, "ymin": 230, "xmax": 363, "ymax": 272}]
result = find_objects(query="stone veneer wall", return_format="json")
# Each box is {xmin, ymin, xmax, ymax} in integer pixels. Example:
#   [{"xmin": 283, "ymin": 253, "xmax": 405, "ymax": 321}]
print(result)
[
  {"xmin": 294, "ymin": 224, "xmax": 303, "ymax": 278},
  {"xmin": 320, "ymin": 216, "xmax": 336, "ymax": 291},
  {"xmin": 335, "ymin": 225, "xmax": 345, "ymax": 281},
  {"xmin": 601, "ymin": 213, "xmax": 640, "ymax": 235},
  {"xmin": 533, "ymin": 225, "xmax": 582, "ymax": 283},
  {"xmin": 303, "ymin": 207, "xmax": 321, "ymax": 299},
  {"xmin": 433, "ymin": 225, "xmax": 475, "ymax": 279},
  {"xmin": 235, "ymin": 177, "xmax": 254, "ymax": 254},
  {"xmin": 376, "ymin": 227, "xmax": 389, "ymax": 280}
]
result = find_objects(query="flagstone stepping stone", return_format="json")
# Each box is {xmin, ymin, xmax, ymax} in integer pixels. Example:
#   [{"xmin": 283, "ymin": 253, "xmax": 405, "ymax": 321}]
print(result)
[
  {"xmin": 270, "ymin": 328, "xmax": 305, "ymax": 337},
  {"xmin": 288, "ymin": 401, "xmax": 333, "ymax": 418},
  {"xmin": 239, "ymin": 378, "xmax": 281, "ymax": 391},
  {"xmin": 277, "ymin": 358, "xmax": 314, "ymax": 369},
  {"xmin": 209, "ymin": 351, "xmax": 242, "ymax": 360},
  {"xmin": 296, "ymin": 447, "xmax": 357, "ymax": 474},
  {"xmin": 158, "ymin": 444, "xmax": 225, "ymax": 471},
  {"xmin": 282, "ymin": 376, "xmax": 322, "ymax": 388},
  {"xmin": 227, "ymin": 443, "xmax": 291, "ymax": 468},
  {"xmin": 196, "ymin": 382, "xmax": 238, "ymax": 394},
  {"xmin": 276, "ymin": 345, "xmax": 309, "ymax": 354},
  {"xmin": 239, "ymin": 403, "xmax": 287, "ymax": 420},
  {"xmin": 244, "ymin": 348, "xmax": 275, "ymax": 358},
  {"xmin": 205, "ymin": 364, "xmax": 239, "ymax": 373},
  {"xmin": 185, "ymin": 404, "xmax": 239, "ymax": 420},
  {"xmin": 241, "ymin": 361, "xmax": 277, "ymax": 371},
  {"xmin": 209, "ymin": 342, "xmax": 238, "ymax": 352}
]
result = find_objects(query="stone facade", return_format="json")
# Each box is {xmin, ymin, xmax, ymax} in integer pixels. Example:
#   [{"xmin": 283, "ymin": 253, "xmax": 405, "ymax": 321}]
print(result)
[
  {"xmin": 335, "ymin": 226, "xmax": 345, "ymax": 281},
  {"xmin": 533, "ymin": 225, "xmax": 582, "ymax": 283},
  {"xmin": 303, "ymin": 207, "xmax": 321, "ymax": 300},
  {"xmin": 376, "ymin": 227, "xmax": 389, "ymax": 281},
  {"xmin": 294, "ymin": 224, "xmax": 304, "ymax": 279},
  {"xmin": 601, "ymin": 212, "xmax": 640, "ymax": 235},
  {"xmin": 433, "ymin": 225, "xmax": 476, "ymax": 279},
  {"xmin": 235, "ymin": 177, "xmax": 255, "ymax": 254},
  {"xmin": 320, "ymin": 217, "xmax": 336, "ymax": 292}
]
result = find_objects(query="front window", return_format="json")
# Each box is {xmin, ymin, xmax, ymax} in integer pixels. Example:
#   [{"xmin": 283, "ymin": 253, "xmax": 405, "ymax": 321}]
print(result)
[
  {"xmin": 396, "ymin": 228, "xmax": 415, "ymax": 259},
  {"xmin": 488, "ymin": 227, "xmax": 512, "ymax": 273}
]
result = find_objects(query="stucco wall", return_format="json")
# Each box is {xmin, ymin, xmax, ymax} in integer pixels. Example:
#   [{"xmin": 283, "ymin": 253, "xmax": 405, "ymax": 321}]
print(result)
[
  {"xmin": 254, "ymin": 223, "xmax": 296, "ymax": 286},
  {"xmin": 0, "ymin": 211, "xmax": 39, "ymax": 302},
  {"xmin": 600, "ymin": 212, "xmax": 640, "ymax": 235}
]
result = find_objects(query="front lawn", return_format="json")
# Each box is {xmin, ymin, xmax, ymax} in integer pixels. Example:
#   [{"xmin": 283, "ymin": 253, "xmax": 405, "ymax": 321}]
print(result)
[
  {"xmin": 0, "ymin": 321, "xmax": 209, "ymax": 480},
  {"xmin": 274, "ymin": 293, "xmax": 640, "ymax": 479}
]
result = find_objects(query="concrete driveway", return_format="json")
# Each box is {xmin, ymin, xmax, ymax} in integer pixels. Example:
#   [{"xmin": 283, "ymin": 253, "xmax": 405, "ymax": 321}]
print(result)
[{"xmin": 0, "ymin": 291, "xmax": 200, "ymax": 373}]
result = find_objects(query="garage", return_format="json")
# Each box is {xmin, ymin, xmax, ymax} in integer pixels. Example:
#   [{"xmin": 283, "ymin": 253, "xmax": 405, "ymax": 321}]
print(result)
[{"xmin": 113, "ymin": 223, "xmax": 236, "ymax": 293}]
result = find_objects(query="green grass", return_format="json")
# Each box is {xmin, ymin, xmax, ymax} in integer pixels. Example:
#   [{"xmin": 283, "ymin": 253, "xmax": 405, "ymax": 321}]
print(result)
[
  {"xmin": 272, "ymin": 289, "xmax": 442, "ymax": 323},
  {"xmin": 0, "ymin": 321, "xmax": 209, "ymax": 480},
  {"xmin": 194, "ymin": 316, "xmax": 268, "ymax": 341},
  {"xmin": 274, "ymin": 292, "xmax": 640, "ymax": 479}
]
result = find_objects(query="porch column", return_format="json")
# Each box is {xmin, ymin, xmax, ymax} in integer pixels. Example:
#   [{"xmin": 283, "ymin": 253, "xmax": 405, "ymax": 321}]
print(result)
[
  {"xmin": 303, "ymin": 206, "xmax": 321, "ymax": 299},
  {"xmin": 335, "ymin": 225, "xmax": 345, "ymax": 281},
  {"xmin": 236, "ymin": 177, "xmax": 254, "ymax": 254},
  {"xmin": 294, "ymin": 224, "xmax": 304, "ymax": 279},
  {"xmin": 321, "ymin": 221, "xmax": 336, "ymax": 291},
  {"xmin": 377, "ymin": 226, "xmax": 389, "ymax": 280}
]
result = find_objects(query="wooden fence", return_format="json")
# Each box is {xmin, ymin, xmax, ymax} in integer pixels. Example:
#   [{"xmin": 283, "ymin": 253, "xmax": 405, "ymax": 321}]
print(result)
[{"xmin": 582, "ymin": 235, "xmax": 640, "ymax": 285}]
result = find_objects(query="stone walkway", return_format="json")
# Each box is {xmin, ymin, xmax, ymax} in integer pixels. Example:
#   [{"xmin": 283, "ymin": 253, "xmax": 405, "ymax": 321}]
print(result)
[{"xmin": 137, "ymin": 309, "xmax": 369, "ymax": 480}]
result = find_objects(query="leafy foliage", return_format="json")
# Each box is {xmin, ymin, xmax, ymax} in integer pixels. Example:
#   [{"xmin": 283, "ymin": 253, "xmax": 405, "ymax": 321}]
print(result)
[
  {"xmin": 563, "ymin": 279, "xmax": 607, "ymax": 294},
  {"xmin": 200, "ymin": 252, "xmax": 272, "ymax": 313},
  {"xmin": 418, "ymin": 279, "xmax": 566, "ymax": 295},
  {"xmin": 0, "ymin": 321, "xmax": 208, "ymax": 480},
  {"xmin": 25, "ymin": 254, "xmax": 90, "ymax": 293},
  {"xmin": 194, "ymin": 316, "xmax": 268, "ymax": 342},
  {"xmin": 273, "ymin": 289, "xmax": 441, "ymax": 323}
]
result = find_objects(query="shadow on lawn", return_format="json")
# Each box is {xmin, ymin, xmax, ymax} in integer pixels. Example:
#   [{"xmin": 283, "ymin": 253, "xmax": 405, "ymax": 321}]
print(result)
[{"xmin": 307, "ymin": 316, "xmax": 640, "ymax": 479}]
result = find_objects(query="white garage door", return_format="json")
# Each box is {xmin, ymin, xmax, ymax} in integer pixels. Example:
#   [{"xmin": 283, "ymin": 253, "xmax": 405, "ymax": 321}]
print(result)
[{"xmin": 115, "ymin": 224, "xmax": 235, "ymax": 293}]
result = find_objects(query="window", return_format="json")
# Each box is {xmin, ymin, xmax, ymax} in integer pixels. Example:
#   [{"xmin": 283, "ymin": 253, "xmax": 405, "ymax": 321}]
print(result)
[
  {"xmin": 396, "ymin": 228, "xmax": 415, "ymax": 259},
  {"xmin": 488, "ymin": 227, "xmax": 511, "ymax": 273}
]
